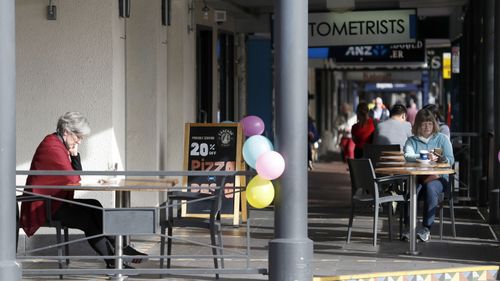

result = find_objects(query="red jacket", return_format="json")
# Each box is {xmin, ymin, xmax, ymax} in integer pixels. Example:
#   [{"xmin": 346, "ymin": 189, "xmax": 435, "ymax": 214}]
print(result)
[
  {"xmin": 351, "ymin": 118, "xmax": 375, "ymax": 149},
  {"xmin": 20, "ymin": 133, "xmax": 80, "ymax": 236}
]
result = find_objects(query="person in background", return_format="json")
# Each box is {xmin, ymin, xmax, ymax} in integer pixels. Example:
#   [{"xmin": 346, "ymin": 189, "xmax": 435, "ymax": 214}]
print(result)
[
  {"xmin": 373, "ymin": 104, "xmax": 413, "ymax": 150},
  {"xmin": 403, "ymin": 109, "xmax": 454, "ymax": 242},
  {"xmin": 406, "ymin": 98, "xmax": 418, "ymax": 125},
  {"xmin": 369, "ymin": 97, "xmax": 390, "ymax": 123},
  {"xmin": 20, "ymin": 112, "xmax": 146, "ymax": 268},
  {"xmin": 351, "ymin": 102, "xmax": 375, "ymax": 159},
  {"xmin": 423, "ymin": 103, "xmax": 450, "ymax": 138},
  {"xmin": 308, "ymin": 115, "xmax": 320, "ymax": 170},
  {"xmin": 334, "ymin": 103, "xmax": 357, "ymax": 162}
]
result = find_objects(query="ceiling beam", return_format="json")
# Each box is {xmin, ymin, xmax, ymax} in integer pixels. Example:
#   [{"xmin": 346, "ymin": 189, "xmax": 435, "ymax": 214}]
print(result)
[
  {"xmin": 399, "ymin": 0, "xmax": 468, "ymax": 8},
  {"xmin": 207, "ymin": 0, "xmax": 263, "ymax": 18}
]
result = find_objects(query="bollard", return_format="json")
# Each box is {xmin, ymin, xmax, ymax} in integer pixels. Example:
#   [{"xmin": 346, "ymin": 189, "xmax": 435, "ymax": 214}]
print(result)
[{"xmin": 489, "ymin": 189, "xmax": 500, "ymax": 224}]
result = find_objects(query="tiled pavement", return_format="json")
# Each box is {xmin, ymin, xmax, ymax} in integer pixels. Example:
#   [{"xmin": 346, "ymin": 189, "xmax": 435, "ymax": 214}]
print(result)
[{"xmin": 19, "ymin": 160, "xmax": 500, "ymax": 280}]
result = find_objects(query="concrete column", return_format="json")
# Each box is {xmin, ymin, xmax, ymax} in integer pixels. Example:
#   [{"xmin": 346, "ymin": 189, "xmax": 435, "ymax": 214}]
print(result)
[
  {"xmin": 483, "ymin": 0, "xmax": 494, "ymax": 134},
  {"xmin": 491, "ymin": 0, "xmax": 500, "ymax": 223},
  {"xmin": 483, "ymin": 0, "xmax": 496, "ymax": 219},
  {"xmin": 269, "ymin": 0, "xmax": 313, "ymax": 280},
  {"xmin": 0, "ymin": 0, "xmax": 22, "ymax": 279}
]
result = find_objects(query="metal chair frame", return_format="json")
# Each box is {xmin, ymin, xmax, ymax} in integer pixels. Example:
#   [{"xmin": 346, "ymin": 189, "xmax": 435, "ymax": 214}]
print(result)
[
  {"xmin": 16, "ymin": 194, "xmax": 69, "ymax": 279},
  {"xmin": 159, "ymin": 177, "xmax": 227, "ymax": 279},
  {"xmin": 437, "ymin": 174, "xmax": 457, "ymax": 239},
  {"xmin": 347, "ymin": 158, "xmax": 408, "ymax": 246},
  {"xmin": 363, "ymin": 144, "xmax": 401, "ymax": 167}
]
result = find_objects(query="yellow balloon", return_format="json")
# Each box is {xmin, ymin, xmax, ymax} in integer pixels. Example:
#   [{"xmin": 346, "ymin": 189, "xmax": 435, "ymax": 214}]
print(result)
[{"xmin": 246, "ymin": 175, "xmax": 275, "ymax": 209}]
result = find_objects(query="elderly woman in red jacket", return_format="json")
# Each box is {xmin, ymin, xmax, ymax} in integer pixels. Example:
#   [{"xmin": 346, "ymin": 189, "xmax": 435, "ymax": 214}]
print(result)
[{"xmin": 20, "ymin": 112, "xmax": 144, "ymax": 268}]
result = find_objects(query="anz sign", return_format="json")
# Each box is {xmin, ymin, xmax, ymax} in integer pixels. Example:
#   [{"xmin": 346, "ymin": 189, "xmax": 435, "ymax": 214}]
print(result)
[
  {"xmin": 332, "ymin": 40, "xmax": 425, "ymax": 63},
  {"xmin": 344, "ymin": 45, "xmax": 389, "ymax": 57}
]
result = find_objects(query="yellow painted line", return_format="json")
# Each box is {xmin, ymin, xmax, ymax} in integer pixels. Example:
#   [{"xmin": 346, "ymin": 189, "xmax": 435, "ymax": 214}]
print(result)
[{"xmin": 313, "ymin": 265, "xmax": 499, "ymax": 281}]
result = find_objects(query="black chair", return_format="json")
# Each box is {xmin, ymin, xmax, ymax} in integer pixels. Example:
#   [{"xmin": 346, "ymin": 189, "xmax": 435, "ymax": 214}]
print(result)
[
  {"xmin": 159, "ymin": 183, "xmax": 225, "ymax": 279},
  {"xmin": 437, "ymin": 174, "xmax": 457, "ymax": 239},
  {"xmin": 402, "ymin": 175, "xmax": 457, "ymax": 240},
  {"xmin": 16, "ymin": 195, "xmax": 69, "ymax": 279},
  {"xmin": 363, "ymin": 144, "xmax": 401, "ymax": 167},
  {"xmin": 347, "ymin": 159, "xmax": 408, "ymax": 246}
]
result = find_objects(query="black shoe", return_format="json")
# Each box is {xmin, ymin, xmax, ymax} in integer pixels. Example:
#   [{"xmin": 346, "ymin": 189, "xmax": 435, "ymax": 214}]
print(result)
[{"xmin": 122, "ymin": 245, "xmax": 148, "ymax": 263}]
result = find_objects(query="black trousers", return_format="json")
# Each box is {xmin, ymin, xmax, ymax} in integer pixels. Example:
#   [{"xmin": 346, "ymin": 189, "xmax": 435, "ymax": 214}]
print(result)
[
  {"xmin": 53, "ymin": 198, "xmax": 114, "ymax": 261},
  {"xmin": 354, "ymin": 147, "xmax": 364, "ymax": 159}
]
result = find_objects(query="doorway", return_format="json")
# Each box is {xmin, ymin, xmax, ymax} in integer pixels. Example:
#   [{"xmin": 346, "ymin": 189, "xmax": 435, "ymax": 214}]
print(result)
[
  {"xmin": 196, "ymin": 26, "xmax": 213, "ymax": 123},
  {"xmin": 217, "ymin": 32, "xmax": 235, "ymax": 122}
]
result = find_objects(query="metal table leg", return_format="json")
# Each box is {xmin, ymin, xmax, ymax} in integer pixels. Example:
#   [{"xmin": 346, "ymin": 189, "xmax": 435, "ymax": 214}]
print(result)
[
  {"xmin": 110, "ymin": 235, "xmax": 127, "ymax": 280},
  {"xmin": 407, "ymin": 175, "xmax": 419, "ymax": 255},
  {"xmin": 115, "ymin": 190, "xmax": 131, "ymax": 245},
  {"xmin": 111, "ymin": 190, "xmax": 129, "ymax": 280}
]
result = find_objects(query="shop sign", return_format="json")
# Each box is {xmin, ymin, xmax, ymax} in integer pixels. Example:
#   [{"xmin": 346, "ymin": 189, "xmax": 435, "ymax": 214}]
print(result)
[
  {"xmin": 309, "ymin": 9, "xmax": 417, "ymax": 46},
  {"xmin": 443, "ymin": 52, "xmax": 451, "ymax": 79},
  {"xmin": 332, "ymin": 39, "xmax": 425, "ymax": 63},
  {"xmin": 452, "ymin": 46, "xmax": 460, "ymax": 74}
]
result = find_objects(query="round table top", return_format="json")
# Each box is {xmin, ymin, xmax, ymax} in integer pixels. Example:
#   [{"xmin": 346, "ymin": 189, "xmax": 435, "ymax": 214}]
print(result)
[
  {"xmin": 375, "ymin": 163, "xmax": 454, "ymax": 175},
  {"xmin": 380, "ymin": 151, "xmax": 403, "ymax": 156},
  {"xmin": 379, "ymin": 155, "xmax": 405, "ymax": 162}
]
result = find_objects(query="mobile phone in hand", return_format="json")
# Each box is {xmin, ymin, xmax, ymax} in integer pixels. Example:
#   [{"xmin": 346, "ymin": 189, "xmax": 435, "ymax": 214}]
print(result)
[{"xmin": 432, "ymin": 148, "xmax": 443, "ymax": 157}]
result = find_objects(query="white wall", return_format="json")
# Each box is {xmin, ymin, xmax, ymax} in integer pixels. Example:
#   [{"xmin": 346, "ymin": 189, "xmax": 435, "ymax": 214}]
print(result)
[
  {"xmin": 16, "ymin": 0, "xmax": 122, "ymax": 206},
  {"xmin": 112, "ymin": 1, "xmax": 127, "ymax": 173},
  {"xmin": 125, "ymin": 0, "xmax": 168, "ymax": 206},
  {"xmin": 125, "ymin": 0, "xmax": 162, "ymax": 172},
  {"xmin": 165, "ymin": 0, "xmax": 196, "ymax": 171}
]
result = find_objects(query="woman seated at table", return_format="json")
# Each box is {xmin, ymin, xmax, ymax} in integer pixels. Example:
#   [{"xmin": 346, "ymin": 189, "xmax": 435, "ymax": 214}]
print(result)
[
  {"xmin": 403, "ymin": 109, "xmax": 454, "ymax": 242},
  {"xmin": 20, "ymin": 112, "xmax": 145, "ymax": 268}
]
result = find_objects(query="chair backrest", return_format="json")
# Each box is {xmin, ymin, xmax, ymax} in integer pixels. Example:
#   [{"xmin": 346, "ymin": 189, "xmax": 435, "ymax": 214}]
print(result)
[
  {"xmin": 210, "ymin": 177, "xmax": 226, "ymax": 221},
  {"xmin": 347, "ymin": 158, "xmax": 378, "ymax": 200},
  {"xmin": 16, "ymin": 194, "xmax": 60, "ymax": 250},
  {"xmin": 363, "ymin": 144, "xmax": 401, "ymax": 167}
]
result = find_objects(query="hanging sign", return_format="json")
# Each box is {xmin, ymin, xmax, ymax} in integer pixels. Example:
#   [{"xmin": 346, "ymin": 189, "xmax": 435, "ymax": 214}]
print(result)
[
  {"xmin": 443, "ymin": 52, "xmax": 451, "ymax": 79},
  {"xmin": 452, "ymin": 46, "xmax": 460, "ymax": 74},
  {"xmin": 332, "ymin": 40, "xmax": 425, "ymax": 63},
  {"xmin": 309, "ymin": 9, "xmax": 417, "ymax": 46}
]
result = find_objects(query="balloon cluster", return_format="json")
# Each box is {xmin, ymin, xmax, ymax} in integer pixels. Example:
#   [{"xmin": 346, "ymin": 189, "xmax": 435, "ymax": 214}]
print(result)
[{"xmin": 240, "ymin": 116, "xmax": 285, "ymax": 209}]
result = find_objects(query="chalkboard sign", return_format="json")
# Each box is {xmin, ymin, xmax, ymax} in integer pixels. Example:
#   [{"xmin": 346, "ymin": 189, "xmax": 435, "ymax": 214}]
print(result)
[{"xmin": 182, "ymin": 123, "xmax": 245, "ymax": 225}]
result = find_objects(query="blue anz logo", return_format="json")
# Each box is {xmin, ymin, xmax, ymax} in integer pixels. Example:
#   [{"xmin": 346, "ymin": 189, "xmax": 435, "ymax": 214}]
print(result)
[{"xmin": 372, "ymin": 45, "xmax": 388, "ymax": 56}]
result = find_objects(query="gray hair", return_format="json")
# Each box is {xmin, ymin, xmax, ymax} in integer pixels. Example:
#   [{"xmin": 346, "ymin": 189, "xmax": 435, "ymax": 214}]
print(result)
[{"xmin": 56, "ymin": 112, "xmax": 91, "ymax": 136}]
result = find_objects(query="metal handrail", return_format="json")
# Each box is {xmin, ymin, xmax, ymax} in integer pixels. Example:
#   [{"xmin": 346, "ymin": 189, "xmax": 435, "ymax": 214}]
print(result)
[{"xmin": 15, "ymin": 169, "xmax": 266, "ymax": 277}]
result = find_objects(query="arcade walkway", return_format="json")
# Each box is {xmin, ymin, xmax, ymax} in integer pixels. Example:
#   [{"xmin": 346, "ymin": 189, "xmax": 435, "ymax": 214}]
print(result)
[{"xmin": 20, "ymin": 160, "xmax": 500, "ymax": 280}]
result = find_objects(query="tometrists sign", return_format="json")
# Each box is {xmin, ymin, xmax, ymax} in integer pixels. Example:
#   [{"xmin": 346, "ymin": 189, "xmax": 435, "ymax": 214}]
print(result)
[{"xmin": 309, "ymin": 9, "xmax": 417, "ymax": 47}]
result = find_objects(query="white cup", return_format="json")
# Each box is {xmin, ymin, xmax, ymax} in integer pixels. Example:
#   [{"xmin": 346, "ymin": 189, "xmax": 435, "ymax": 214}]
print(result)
[{"xmin": 419, "ymin": 150, "xmax": 429, "ymax": 160}]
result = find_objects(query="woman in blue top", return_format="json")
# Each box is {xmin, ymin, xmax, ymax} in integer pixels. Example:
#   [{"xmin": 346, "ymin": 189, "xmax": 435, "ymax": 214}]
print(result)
[{"xmin": 403, "ymin": 109, "xmax": 454, "ymax": 242}]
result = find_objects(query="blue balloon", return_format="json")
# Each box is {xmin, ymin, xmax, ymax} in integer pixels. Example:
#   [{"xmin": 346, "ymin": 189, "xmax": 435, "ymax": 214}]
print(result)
[{"xmin": 243, "ymin": 135, "xmax": 274, "ymax": 169}]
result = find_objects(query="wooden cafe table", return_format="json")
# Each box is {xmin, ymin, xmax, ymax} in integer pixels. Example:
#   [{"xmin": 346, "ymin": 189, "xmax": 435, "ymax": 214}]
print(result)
[
  {"xmin": 17, "ymin": 177, "xmax": 179, "ymax": 279},
  {"xmin": 375, "ymin": 160, "xmax": 454, "ymax": 255},
  {"xmin": 78, "ymin": 178, "xmax": 179, "ymax": 278}
]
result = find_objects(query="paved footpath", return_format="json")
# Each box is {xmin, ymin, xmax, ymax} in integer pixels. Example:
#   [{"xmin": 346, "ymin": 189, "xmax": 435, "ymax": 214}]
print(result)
[{"xmin": 21, "ymin": 161, "xmax": 500, "ymax": 280}]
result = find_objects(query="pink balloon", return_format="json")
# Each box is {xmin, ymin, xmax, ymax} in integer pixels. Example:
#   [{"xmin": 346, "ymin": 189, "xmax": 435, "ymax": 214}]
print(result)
[
  {"xmin": 256, "ymin": 151, "xmax": 285, "ymax": 180},
  {"xmin": 498, "ymin": 151, "xmax": 500, "ymax": 163},
  {"xmin": 240, "ymin": 115, "xmax": 265, "ymax": 137}
]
